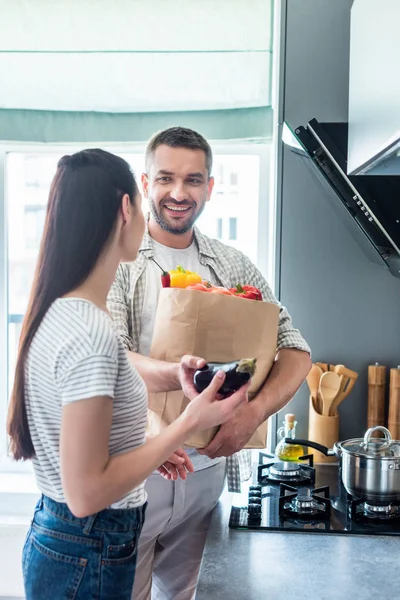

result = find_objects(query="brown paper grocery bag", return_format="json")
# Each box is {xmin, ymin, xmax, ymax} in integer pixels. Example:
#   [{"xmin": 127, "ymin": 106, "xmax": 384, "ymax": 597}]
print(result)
[{"xmin": 147, "ymin": 288, "xmax": 279, "ymax": 448}]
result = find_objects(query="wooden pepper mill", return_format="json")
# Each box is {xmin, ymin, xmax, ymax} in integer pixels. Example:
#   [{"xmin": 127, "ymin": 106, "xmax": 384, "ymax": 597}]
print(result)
[
  {"xmin": 388, "ymin": 366, "xmax": 400, "ymax": 440},
  {"xmin": 367, "ymin": 363, "xmax": 386, "ymax": 435}
]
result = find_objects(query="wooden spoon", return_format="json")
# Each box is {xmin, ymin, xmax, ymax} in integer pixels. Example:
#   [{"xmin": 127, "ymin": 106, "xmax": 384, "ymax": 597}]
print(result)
[
  {"xmin": 306, "ymin": 364, "xmax": 323, "ymax": 413},
  {"xmin": 329, "ymin": 365, "xmax": 358, "ymax": 415},
  {"xmin": 319, "ymin": 371, "xmax": 341, "ymax": 416}
]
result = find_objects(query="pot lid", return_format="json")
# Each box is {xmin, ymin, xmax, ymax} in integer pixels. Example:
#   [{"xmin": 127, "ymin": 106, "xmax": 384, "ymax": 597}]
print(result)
[{"xmin": 339, "ymin": 426, "xmax": 400, "ymax": 458}]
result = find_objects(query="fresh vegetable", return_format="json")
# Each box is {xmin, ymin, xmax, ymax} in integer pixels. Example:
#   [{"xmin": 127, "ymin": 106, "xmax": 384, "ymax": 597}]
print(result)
[
  {"xmin": 187, "ymin": 281, "xmax": 263, "ymax": 300},
  {"xmin": 186, "ymin": 283, "xmax": 213, "ymax": 292},
  {"xmin": 187, "ymin": 282, "xmax": 233, "ymax": 296},
  {"xmin": 150, "ymin": 257, "xmax": 171, "ymax": 288},
  {"xmin": 193, "ymin": 358, "xmax": 257, "ymax": 396},
  {"xmin": 208, "ymin": 286, "xmax": 234, "ymax": 296},
  {"xmin": 169, "ymin": 266, "xmax": 202, "ymax": 288},
  {"xmin": 161, "ymin": 272, "xmax": 171, "ymax": 288},
  {"xmin": 229, "ymin": 284, "xmax": 263, "ymax": 301}
]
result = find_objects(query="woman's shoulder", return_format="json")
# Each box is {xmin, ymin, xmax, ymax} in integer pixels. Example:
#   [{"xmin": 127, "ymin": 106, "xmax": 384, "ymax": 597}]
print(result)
[{"xmin": 50, "ymin": 298, "xmax": 119, "ymax": 362}]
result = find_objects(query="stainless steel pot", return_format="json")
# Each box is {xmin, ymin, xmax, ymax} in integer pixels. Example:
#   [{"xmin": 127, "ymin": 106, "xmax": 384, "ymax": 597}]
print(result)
[{"xmin": 285, "ymin": 426, "xmax": 400, "ymax": 504}]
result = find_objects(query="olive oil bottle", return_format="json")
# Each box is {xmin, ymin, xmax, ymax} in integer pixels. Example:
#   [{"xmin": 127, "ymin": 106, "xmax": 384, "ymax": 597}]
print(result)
[{"xmin": 275, "ymin": 413, "xmax": 304, "ymax": 462}]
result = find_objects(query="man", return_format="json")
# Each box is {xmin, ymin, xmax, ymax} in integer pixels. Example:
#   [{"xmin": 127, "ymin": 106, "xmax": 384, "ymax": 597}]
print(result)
[{"xmin": 107, "ymin": 127, "xmax": 311, "ymax": 600}]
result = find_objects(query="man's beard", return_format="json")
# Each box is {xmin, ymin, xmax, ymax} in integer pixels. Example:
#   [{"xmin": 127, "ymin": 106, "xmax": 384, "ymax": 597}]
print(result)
[{"xmin": 149, "ymin": 198, "xmax": 206, "ymax": 235}]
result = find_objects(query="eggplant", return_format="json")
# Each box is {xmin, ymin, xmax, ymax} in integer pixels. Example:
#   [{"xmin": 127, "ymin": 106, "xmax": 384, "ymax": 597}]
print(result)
[{"xmin": 193, "ymin": 358, "xmax": 257, "ymax": 396}]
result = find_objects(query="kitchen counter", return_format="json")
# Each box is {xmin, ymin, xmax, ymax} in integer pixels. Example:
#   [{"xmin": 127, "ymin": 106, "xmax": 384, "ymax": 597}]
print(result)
[{"xmin": 195, "ymin": 488, "xmax": 398, "ymax": 600}]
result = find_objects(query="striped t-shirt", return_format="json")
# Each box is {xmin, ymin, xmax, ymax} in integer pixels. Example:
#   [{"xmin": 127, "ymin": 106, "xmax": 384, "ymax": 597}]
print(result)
[{"xmin": 25, "ymin": 298, "xmax": 148, "ymax": 509}]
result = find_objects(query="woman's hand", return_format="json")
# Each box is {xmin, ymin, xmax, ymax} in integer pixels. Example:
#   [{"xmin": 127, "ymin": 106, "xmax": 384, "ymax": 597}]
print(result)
[
  {"xmin": 178, "ymin": 355, "xmax": 207, "ymax": 399},
  {"xmin": 156, "ymin": 448, "xmax": 194, "ymax": 481},
  {"xmin": 182, "ymin": 371, "xmax": 250, "ymax": 433}
]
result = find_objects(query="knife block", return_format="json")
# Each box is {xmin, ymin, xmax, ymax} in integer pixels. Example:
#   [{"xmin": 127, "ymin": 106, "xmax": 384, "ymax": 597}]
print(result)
[{"xmin": 308, "ymin": 397, "xmax": 339, "ymax": 463}]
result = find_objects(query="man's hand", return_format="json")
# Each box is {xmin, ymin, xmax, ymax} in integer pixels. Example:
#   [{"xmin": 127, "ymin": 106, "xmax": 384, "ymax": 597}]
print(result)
[
  {"xmin": 197, "ymin": 398, "xmax": 264, "ymax": 459},
  {"xmin": 157, "ymin": 448, "xmax": 195, "ymax": 481}
]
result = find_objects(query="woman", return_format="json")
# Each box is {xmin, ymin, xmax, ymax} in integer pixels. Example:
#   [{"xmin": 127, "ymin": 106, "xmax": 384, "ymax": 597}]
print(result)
[{"xmin": 7, "ymin": 149, "xmax": 248, "ymax": 599}]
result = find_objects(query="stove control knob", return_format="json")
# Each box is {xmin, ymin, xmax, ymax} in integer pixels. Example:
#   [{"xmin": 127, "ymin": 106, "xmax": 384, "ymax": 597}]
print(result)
[
  {"xmin": 248, "ymin": 495, "xmax": 262, "ymax": 505},
  {"xmin": 248, "ymin": 502, "xmax": 262, "ymax": 515},
  {"xmin": 248, "ymin": 514, "xmax": 261, "ymax": 524},
  {"xmin": 249, "ymin": 485, "xmax": 262, "ymax": 492}
]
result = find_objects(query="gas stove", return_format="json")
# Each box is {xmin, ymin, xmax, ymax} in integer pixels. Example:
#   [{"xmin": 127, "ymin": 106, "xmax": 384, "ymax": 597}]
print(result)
[
  {"xmin": 257, "ymin": 453, "xmax": 315, "ymax": 485},
  {"xmin": 229, "ymin": 452, "xmax": 400, "ymax": 536}
]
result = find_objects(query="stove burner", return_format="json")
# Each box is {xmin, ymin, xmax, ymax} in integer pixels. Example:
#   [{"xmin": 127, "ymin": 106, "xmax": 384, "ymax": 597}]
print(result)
[
  {"xmin": 257, "ymin": 453, "xmax": 315, "ymax": 486},
  {"xmin": 365, "ymin": 503, "xmax": 391, "ymax": 514},
  {"xmin": 258, "ymin": 451, "xmax": 314, "ymax": 467},
  {"xmin": 270, "ymin": 463, "xmax": 302, "ymax": 478},
  {"xmin": 279, "ymin": 484, "xmax": 331, "ymax": 520},
  {"xmin": 349, "ymin": 498, "xmax": 400, "ymax": 522},
  {"xmin": 294, "ymin": 494, "xmax": 315, "ymax": 511}
]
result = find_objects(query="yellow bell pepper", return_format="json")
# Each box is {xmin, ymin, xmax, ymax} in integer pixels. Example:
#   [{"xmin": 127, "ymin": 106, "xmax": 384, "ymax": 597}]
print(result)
[{"xmin": 169, "ymin": 266, "xmax": 202, "ymax": 288}]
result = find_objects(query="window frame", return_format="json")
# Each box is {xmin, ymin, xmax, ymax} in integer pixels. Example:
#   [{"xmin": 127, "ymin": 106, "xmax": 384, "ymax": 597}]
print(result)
[{"xmin": 0, "ymin": 139, "xmax": 274, "ymax": 482}]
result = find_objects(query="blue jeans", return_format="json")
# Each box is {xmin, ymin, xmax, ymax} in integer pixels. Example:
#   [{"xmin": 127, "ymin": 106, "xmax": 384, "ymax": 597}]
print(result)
[{"xmin": 22, "ymin": 495, "xmax": 146, "ymax": 600}]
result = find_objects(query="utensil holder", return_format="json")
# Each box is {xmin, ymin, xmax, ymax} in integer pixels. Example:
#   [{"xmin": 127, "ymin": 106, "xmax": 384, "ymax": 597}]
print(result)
[{"xmin": 308, "ymin": 396, "xmax": 339, "ymax": 463}]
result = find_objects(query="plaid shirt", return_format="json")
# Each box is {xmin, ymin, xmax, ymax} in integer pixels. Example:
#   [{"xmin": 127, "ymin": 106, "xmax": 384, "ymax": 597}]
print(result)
[{"xmin": 107, "ymin": 227, "xmax": 310, "ymax": 492}]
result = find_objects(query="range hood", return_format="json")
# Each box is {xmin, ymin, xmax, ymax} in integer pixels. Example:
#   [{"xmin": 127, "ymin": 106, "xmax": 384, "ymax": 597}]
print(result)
[
  {"xmin": 347, "ymin": 0, "xmax": 400, "ymax": 175},
  {"xmin": 283, "ymin": 118, "xmax": 400, "ymax": 278}
]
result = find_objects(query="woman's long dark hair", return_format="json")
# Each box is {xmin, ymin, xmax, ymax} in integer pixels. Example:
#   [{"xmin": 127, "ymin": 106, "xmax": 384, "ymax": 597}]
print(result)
[{"xmin": 7, "ymin": 149, "xmax": 139, "ymax": 460}]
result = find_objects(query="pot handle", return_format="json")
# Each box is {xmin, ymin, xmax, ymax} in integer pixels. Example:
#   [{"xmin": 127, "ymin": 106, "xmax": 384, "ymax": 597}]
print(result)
[
  {"xmin": 363, "ymin": 426, "xmax": 392, "ymax": 446},
  {"xmin": 284, "ymin": 438, "xmax": 335, "ymax": 456}
]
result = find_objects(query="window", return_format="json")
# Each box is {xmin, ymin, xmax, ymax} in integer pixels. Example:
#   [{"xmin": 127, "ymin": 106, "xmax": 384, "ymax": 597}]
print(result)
[
  {"xmin": 24, "ymin": 154, "xmax": 59, "ymax": 188},
  {"xmin": 215, "ymin": 162, "xmax": 224, "ymax": 185},
  {"xmin": 197, "ymin": 153, "xmax": 261, "ymax": 262},
  {"xmin": 0, "ymin": 142, "xmax": 272, "ymax": 473},
  {"xmin": 216, "ymin": 217, "xmax": 223, "ymax": 239},
  {"xmin": 24, "ymin": 156, "xmax": 41, "ymax": 187},
  {"xmin": 230, "ymin": 171, "xmax": 238, "ymax": 186},
  {"xmin": 229, "ymin": 217, "xmax": 237, "ymax": 240},
  {"xmin": 24, "ymin": 205, "xmax": 47, "ymax": 249},
  {"xmin": 215, "ymin": 217, "xmax": 237, "ymax": 242}
]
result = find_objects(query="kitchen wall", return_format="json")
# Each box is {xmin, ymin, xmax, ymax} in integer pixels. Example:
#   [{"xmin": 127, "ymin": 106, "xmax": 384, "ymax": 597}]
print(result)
[{"xmin": 278, "ymin": 0, "xmax": 400, "ymax": 441}]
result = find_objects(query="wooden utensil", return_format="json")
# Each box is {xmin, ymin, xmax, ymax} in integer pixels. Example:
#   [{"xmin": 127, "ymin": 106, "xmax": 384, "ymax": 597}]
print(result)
[
  {"xmin": 319, "ymin": 371, "xmax": 341, "ymax": 416},
  {"xmin": 316, "ymin": 362, "xmax": 335, "ymax": 373},
  {"xmin": 329, "ymin": 365, "xmax": 358, "ymax": 415},
  {"xmin": 306, "ymin": 364, "xmax": 323, "ymax": 413},
  {"xmin": 368, "ymin": 363, "xmax": 386, "ymax": 432},
  {"xmin": 388, "ymin": 367, "xmax": 400, "ymax": 440},
  {"xmin": 335, "ymin": 365, "xmax": 358, "ymax": 380}
]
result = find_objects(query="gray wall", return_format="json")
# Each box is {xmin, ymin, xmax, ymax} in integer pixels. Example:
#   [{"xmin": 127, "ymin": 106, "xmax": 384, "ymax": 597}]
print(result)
[{"xmin": 277, "ymin": 0, "xmax": 400, "ymax": 442}]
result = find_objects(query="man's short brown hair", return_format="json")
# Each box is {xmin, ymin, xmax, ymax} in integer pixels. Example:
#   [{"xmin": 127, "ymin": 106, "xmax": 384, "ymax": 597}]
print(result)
[{"xmin": 145, "ymin": 126, "xmax": 213, "ymax": 177}]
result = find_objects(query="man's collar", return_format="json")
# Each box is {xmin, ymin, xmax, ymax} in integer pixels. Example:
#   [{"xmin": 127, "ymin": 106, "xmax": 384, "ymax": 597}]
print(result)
[
  {"xmin": 139, "ymin": 228, "xmax": 153, "ymax": 253},
  {"xmin": 139, "ymin": 224, "xmax": 216, "ymax": 259}
]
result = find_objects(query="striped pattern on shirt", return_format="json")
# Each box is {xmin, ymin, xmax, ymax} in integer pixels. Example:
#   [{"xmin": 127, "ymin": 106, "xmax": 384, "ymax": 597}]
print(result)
[{"xmin": 25, "ymin": 298, "xmax": 148, "ymax": 509}]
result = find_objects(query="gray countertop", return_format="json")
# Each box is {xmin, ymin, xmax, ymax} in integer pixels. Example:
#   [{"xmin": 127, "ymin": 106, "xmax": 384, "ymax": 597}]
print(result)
[{"xmin": 195, "ymin": 489, "xmax": 398, "ymax": 600}]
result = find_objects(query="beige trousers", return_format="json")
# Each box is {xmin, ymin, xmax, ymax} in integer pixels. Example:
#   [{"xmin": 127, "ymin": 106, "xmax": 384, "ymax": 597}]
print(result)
[{"xmin": 132, "ymin": 460, "xmax": 226, "ymax": 600}]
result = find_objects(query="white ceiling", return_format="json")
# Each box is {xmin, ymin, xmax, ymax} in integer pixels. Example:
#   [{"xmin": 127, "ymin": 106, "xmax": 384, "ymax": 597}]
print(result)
[{"xmin": 0, "ymin": 0, "xmax": 273, "ymax": 112}]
